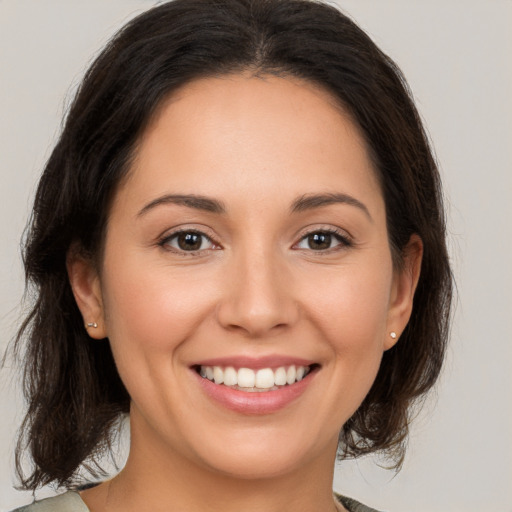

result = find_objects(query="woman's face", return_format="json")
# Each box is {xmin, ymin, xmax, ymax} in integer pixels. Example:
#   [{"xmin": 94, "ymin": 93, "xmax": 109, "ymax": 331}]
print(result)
[{"xmin": 72, "ymin": 74, "xmax": 419, "ymax": 479}]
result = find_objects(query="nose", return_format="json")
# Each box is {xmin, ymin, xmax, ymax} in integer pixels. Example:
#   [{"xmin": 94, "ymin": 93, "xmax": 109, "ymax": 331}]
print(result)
[{"xmin": 216, "ymin": 246, "xmax": 299, "ymax": 338}]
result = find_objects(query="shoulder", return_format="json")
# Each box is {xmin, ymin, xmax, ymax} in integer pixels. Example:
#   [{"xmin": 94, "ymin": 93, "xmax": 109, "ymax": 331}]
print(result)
[
  {"xmin": 336, "ymin": 493, "xmax": 384, "ymax": 512},
  {"xmin": 11, "ymin": 492, "xmax": 89, "ymax": 512}
]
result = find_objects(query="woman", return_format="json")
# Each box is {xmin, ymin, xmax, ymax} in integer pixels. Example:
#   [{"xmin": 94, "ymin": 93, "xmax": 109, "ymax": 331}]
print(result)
[{"xmin": 12, "ymin": 0, "xmax": 452, "ymax": 511}]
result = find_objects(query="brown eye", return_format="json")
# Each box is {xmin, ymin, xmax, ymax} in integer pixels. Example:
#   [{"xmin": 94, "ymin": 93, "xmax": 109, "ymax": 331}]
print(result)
[
  {"xmin": 307, "ymin": 232, "xmax": 332, "ymax": 250},
  {"xmin": 162, "ymin": 231, "xmax": 215, "ymax": 252},
  {"xmin": 177, "ymin": 232, "xmax": 202, "ymax": 251},
  {"xmin": 295, "ymin": 230, "xmax": 350, "ymax": 252}
]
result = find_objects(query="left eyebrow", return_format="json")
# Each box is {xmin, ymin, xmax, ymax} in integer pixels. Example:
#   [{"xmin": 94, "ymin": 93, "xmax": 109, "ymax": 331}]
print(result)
[
  {"xmin": 290, "ymin": 193, "xmax": 373, "ymax": 221},
  {"xmin": 137, "ymin": 194, "xmax": 226, "ymax": 217}
]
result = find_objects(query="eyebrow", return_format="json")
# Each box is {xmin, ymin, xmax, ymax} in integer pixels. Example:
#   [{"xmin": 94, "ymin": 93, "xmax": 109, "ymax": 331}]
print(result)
[
  {"xmin": 290, "ymin": 193, "xmax": 372, "ymax": 221},
  {"xmin": 137, "ymin": 194, "xmax": 226, "ymax": 217},
  {"xmin": 137, "ymin": 191, "xmax": 371, "ymax": 220}
]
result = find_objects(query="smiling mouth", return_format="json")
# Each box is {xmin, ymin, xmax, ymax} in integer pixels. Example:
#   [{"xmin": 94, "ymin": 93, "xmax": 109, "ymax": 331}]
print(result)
[{"xmin": 194, "ymin": 364, "xmax": 319, "ymax": 392}]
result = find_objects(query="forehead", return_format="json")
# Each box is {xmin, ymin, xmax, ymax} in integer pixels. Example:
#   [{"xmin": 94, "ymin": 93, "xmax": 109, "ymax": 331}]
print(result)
[{"xmin": 116, "ymin": 74, "xmax": 383, "ymax": 217}]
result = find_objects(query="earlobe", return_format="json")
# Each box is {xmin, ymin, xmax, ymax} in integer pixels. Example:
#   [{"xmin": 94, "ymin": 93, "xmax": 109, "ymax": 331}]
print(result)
[
  {"xmin": 66, "ymin": 247, "xmax": 107, "ymax": 339},
  {"xmin": 385, "ymin": 234, "xmax": 423, "ymax": 350}
]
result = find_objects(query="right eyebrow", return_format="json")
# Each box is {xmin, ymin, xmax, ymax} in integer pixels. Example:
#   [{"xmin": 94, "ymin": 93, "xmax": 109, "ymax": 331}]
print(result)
[
  {"xmin": 290, "ymin": 192, "xmax": 373, "ymax": 222},
  {"xmin": 137, "ymin": 194, "xmax": 227, "ymax": 217}
]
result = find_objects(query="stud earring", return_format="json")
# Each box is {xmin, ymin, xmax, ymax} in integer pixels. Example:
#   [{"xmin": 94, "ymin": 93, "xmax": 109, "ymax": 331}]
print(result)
[
  {"xmin": 86, "ymin": 322, "xmax": 98, "ymax": 329},
  {"xmin": 389, "ymin": 331, "xmax": 397, "ymax": 339}
]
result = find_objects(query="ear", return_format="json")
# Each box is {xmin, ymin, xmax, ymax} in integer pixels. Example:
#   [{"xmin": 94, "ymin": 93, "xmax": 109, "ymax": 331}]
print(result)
[
  {"xmin": 385, "ymin": 234, "xmax": 423, "ymax": 350},
  {"xmin": 66, "ymin": 246, "xmax": 107, "ymax": 339}
]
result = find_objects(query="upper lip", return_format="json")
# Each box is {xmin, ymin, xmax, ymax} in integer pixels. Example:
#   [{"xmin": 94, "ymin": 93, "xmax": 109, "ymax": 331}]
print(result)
[{"xmin": 191, "ymin": 355, "xmax": 317, "ymax": 370}]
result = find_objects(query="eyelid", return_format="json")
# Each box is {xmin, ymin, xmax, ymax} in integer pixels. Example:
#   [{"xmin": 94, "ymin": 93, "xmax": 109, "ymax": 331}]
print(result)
[
  {"xmin": 156, "ymin": 224, "xmax": 352, "ymax": 255},
  {"xmin": 292, "ymin": 225, "xmax": 353, "ymax": 251},
  {"xmin": 157, "ymin": 225, "xmax": 222, "ymax": 254}
]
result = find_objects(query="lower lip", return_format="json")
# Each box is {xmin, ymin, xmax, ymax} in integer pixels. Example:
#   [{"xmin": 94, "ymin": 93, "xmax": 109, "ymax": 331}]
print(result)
[{"xmin": 193, "ymin": 369, "xmax": 317, "ymax": 415}]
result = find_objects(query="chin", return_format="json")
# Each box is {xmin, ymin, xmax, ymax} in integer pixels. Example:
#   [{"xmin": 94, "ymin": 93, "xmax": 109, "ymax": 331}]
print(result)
[
  {"xmin": 201, "ymin": 449, "xmax": 309, "ymax": 480},
  {"xmin": 189, "ymin": 424, "xmax": 336, "ymax": 481}
]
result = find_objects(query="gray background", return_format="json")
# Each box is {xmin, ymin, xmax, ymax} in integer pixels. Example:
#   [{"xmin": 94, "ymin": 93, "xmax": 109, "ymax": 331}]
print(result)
[{"xmin": 1, "ymin": 1, "xmax": 511, "ymax": 511}]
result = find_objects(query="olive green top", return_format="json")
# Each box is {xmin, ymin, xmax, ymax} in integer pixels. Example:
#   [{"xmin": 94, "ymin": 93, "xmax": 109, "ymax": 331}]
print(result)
[
  {"xmin": 12, "ymin": 492, "xmax": 88, "ymax": 512},
  {"xmin": 13, "ymin": 491, "xmax": 382, "ymax": 512}
]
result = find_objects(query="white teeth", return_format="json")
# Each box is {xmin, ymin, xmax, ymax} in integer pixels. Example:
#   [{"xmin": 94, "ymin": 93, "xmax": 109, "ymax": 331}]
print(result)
[
  {"xmin": 213, "ymin": 366, "xmax": 224, "ymax": 385},
  {"xmin": 255, "ymin": 368, "xmax": 275, "ymax": 388},
  {"xmin": 286, "ymin": 366, "xmax": 296, "ymax": 385},
  {"xmin": 199, "ymin": 364, "xmax": 312, "ymax": 391},
  {"xmin": 274, "ymin": 367, "xmax": 287, "ymax": 386},
  {"xmin": 223, "ymin": 366, "xmax": 237, "ymax": 386},
  {"xmin": 237, "ymin": 368, "xmax": 256, "ymax": 387}
]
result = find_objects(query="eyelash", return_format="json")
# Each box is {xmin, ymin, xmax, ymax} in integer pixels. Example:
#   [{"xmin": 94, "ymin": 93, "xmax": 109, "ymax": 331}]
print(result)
[
  {"xmin": 158, "ymin": 229, "xmax": 219, "ymax": 255},
  {"xmin": 158, "ymin": 227, "xmax": 352, "ymax": 255},
  {"xmin": 294, "ymin": 227, "xmax": 353, "ymax": 253}
]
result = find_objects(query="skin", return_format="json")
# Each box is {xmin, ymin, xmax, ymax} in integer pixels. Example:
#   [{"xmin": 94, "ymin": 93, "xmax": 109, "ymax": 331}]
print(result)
[{"xmin": 68, "ymin": 74, "xmax": 422, "ymax": 512}]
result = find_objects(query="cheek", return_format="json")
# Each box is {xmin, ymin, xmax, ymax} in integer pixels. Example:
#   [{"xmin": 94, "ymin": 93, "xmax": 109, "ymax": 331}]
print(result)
[
  {"xmin": 300, "ymin": 260, "xmax": 393, "ymax": 359},
  {"xmin": 100, "ymin": 251, "xmax": 221, "ymax": 369},
  {"xmin": 104, "ymin": 274, "xmax": 210, "ymax": 348},
  {"xmin": 307, "ymin": 267, "xmax": 392, "ymax": 418},
  {"xmin": 98, "ymin": 258, "xmax": 222, "ymax": 422}
]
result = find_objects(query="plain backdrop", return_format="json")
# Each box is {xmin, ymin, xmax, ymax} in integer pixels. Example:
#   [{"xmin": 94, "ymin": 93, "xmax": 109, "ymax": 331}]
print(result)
[{"xmin": 1, "ymin": 1, "xmax": 511, "ymax": 511}]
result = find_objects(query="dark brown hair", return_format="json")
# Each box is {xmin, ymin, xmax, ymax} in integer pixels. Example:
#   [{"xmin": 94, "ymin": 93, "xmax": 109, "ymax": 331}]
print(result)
[{"xmin": 14, "ymin": 0, "xmax": 452, "ymax": 490}]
